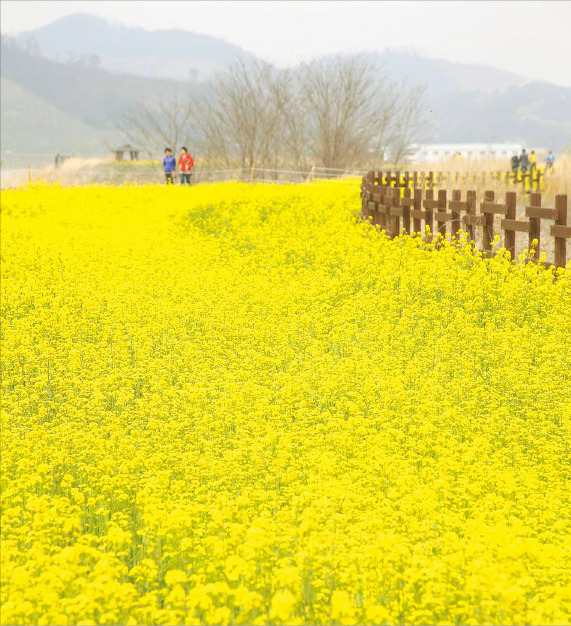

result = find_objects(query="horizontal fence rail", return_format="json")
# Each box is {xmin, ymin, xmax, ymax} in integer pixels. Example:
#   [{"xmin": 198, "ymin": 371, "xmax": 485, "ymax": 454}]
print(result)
[
  {"xmin": 361, "ymin": 171, "xmax": 570, "ymax": 269},
  {"xmin": 191, "ymin": 167, "xmax": 546, "ymax": 190},
  {"xmin": 190, "ymin": 166, "xmax": 365, "ymax": 185},
  {"xmin": 4, "ymin": 163, "xmax": 550, "ymax": 192},
  {"xmin": 367, "ymin": 168, "xmax": 546, "ymax": 192}
]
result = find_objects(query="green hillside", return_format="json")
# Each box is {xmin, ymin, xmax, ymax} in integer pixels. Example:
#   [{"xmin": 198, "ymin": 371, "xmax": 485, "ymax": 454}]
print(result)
[
  {"xmin": 0, "ymin": 77, "xmax": 108, "ymax": 161},
  {"xmin": 1, "ymin": 41, "xmax": 206, "ymax": 164},
  {"xmin": 1, "ymin": 43, "xmax": 204, "ymax": 126}
]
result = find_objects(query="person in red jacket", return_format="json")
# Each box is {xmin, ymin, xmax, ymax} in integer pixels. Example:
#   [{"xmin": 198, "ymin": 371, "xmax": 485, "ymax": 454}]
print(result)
[{"xmin": 178, "ymin": 147, "xmax": 194, "ymax": 185}]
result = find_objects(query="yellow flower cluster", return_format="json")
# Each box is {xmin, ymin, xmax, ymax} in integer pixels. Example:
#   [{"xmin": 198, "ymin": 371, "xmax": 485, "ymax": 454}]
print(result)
[{"xmin": 1, "ymin": 182, "xmax": 570, "ymax": 625}]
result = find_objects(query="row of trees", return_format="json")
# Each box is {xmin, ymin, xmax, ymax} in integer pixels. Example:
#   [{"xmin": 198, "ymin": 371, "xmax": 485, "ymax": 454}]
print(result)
[{"xmin": 117, "ymin": 55, "xmax": 427, "ymax": 170}]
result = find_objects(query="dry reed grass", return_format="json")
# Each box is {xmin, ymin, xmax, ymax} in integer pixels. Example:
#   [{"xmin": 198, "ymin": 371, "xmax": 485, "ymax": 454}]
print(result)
[{"xmin": 408, "ymin": 155, "xmax": 570, "ymax": 201}]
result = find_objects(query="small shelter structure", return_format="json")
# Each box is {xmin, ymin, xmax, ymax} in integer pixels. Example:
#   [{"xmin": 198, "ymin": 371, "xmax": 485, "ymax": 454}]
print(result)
[
  {"xmin": 55, "ymin": 154, "xmax": 72, "ymax": 167},
  {"xmin": 114, "ymin": 144, "xmax": 140, "ymax": 161}
]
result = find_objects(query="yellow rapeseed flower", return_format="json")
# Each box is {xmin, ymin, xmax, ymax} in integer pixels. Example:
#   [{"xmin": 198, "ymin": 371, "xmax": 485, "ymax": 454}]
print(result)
[{"xmin": 1, "ymin": 181, "xmax": 570, "ymax": 625}]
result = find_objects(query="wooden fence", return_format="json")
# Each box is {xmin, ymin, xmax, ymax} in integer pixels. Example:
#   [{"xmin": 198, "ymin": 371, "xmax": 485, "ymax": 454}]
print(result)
[
  {"xmin": 371, "ymin": 168, "xmax": 544, "ymax": 192},
  {"xmin": 361, "ymin": 171, "xmax": 570, "ymax": 269}
]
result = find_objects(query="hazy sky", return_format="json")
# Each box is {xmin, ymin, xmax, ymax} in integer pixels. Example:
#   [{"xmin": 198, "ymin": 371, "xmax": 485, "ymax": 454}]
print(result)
[{"xmin": 2, "ymin": 0, "xmax": 570, "ymax": 86}]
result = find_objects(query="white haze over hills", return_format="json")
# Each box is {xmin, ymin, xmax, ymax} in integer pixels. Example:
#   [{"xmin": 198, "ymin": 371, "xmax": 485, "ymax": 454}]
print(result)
[
  {"xmin": 3, "ymin": 1, "xmax": 570, "ymax": 87},
  {"xmin": 15, "ymin": 14, "xmax": 256, "ymax": 81},
  {"xmin": 1, "ymin": 14, "xmax": 570, "ymax": 164},
  {"xmin": 16, "ymin": 13, "xmax": 530, "ymax": 92}
]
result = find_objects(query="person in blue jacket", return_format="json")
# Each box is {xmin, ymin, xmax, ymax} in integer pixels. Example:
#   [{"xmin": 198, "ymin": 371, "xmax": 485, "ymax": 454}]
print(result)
[{"xmin": 163, "ymin": 147, "xmax": 176, "ymax": 184}]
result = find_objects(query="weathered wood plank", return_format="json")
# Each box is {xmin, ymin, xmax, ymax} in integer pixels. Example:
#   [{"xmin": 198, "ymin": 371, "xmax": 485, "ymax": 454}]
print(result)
[
  {"xmin": 501, "ymin": 219, "xmax": 530, "ymax": 233},
  {"xmin": 525, "ymin": 206, "xmax": 556, "ymax": 220}
]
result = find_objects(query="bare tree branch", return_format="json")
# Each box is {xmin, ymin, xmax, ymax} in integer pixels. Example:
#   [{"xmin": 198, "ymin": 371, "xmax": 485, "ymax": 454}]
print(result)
[
  {"xmin": 114, "ymin": 55, "xmax": 426, "ymax": 173},
  {"xmin": 114, "ymin": 92, "xmax": 195, "ymax": 160}
]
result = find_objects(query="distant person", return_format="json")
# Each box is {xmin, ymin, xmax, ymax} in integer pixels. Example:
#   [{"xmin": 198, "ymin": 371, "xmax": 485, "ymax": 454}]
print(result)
[
  {"xmin": 163, "ymin": 147, "xmax": 176, "ymax": 184},
  {"xmin": 529, "ymin": 150, "xmax": 537, "ymax": 172},
  {"xmin": 519, "ymin": 149, "xmax": 529, "ymax": 173},
  {"xmin": 178, "ymin": 146, "xmax": 194, "ymax": 185},
  {"xmin": 511, "ymin": 153, "xmax": 520, "ymax": 173},
  {"xmin": 546, "ymin": 151, "xmax": 555, "ymax": 170}
]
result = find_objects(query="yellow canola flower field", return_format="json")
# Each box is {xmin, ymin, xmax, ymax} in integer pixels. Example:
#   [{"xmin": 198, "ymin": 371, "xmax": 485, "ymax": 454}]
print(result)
[{"xmin": 1, "ymin": 182, "xmax": 571, "ymax": 626}]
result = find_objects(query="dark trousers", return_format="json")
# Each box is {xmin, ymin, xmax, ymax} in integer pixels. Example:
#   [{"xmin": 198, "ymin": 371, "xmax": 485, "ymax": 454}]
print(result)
[
  {"xmin": 165, "ymin": 172, "xmax": 174, "ymax": 184},
  {"xmin": 180, "ymin": 173, "xmax": 192, "ymax": 185}
]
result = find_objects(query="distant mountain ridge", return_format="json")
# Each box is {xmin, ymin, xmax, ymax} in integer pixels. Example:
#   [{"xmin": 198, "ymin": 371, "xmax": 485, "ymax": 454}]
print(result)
[
  {"xmin": 2, "ymin": 14, "xmax": 570, "ymax": 162},
  {"xmin": 16, "ymin": 13, "xmax": 258, "ymax": 81},
  {"xmin": 18, "ymin": 14, "xmax": 529, "ymax": 93},
  {"xmin": 365, "ymin": 51, "xmax": 528, "ymax": 96}
]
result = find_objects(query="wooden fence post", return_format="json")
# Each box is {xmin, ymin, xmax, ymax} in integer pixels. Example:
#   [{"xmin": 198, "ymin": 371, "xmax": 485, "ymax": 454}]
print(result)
[
  {"xmin": 378, "ymin": 185, "xmax": 388, "ymax": 233},
  {"xmin": 428, "ymin": 171, "xmax": 434, "ymax": 190},
  {"xmin": 466, "ymin": 190, "xmax": 477, "ymax": 243},
  {"xmin": 386, "ymin": 187, "xmax": 395, "ymax": 236},
  {"xmin": 370, "ymin": 184, "xmax": 379, "ymax": 228},
  {"xmin": 424, "ymin": 189, "xmax": 434, "ymax": 241},
  {"xmin": 528, "ymin": 192, "xmax": 542, "ymax": 260},
  {"xmin": 504, "ymin": 191, "xmax": 517, "ymax": 261},
  {"xmin": 437, "ymin": 189, "xmax": 447, "ymax": 239},
  {"xmin": 450, "ymin": 189, "xmax": 462, "ymax": 239},
  {"xmin": 413, "ymin": 171, "xmax": 418, "ymax": 189},
  {"xmin": 552, "ymin": 195, "xmax": 569, "ymax": 269},
  {"xmin": 500, "ymin": 192, "xmax": 529, "ymax": 263},
  {"xmin": 402, "ymin": 187, "xmax": 411, "ymax": 234},
  {"xmin": 392, "ymin": 186, "xmax": 401, "ymax": 236},
  {"xmin": 412, "ymin": 188, "xmax": 423, "ymax": 235},
  {"xmin": 481, "ymin": 190, "xmax": 495, "ymax": 255}
]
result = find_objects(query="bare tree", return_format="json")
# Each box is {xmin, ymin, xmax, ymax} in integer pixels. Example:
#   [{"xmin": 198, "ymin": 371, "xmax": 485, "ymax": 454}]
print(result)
[
  {"xmin": 196, "ymin": 59, "xmax": 285, "ymax": 169},
  {"xmin": 269, "ymin": 68, "xmax": 311, "ymax": 172},
  {"xmin": 116, "ymin": 54, "xmax": 426, "ymax": 174},
  {"xmin": 368, "ymin": 84, "xmax": 403, "ymax": 169},
  {"xmin": 295, "ymin": 55, "xmax": 390, "ymax": 169},
  {"xmin": 198, "ymin": 54, "xmax": 422, "ymax": 173},
  {"xmin": 387, "ymin": 83, "xmax": 428, "ymax": 167},
  {"xmin": 289, "ymin": 55, "xmax": 427, "ymax": 171},
  {"xmin": 114, "ymin": 91, "xmax": 195, "ymax": 159}
]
